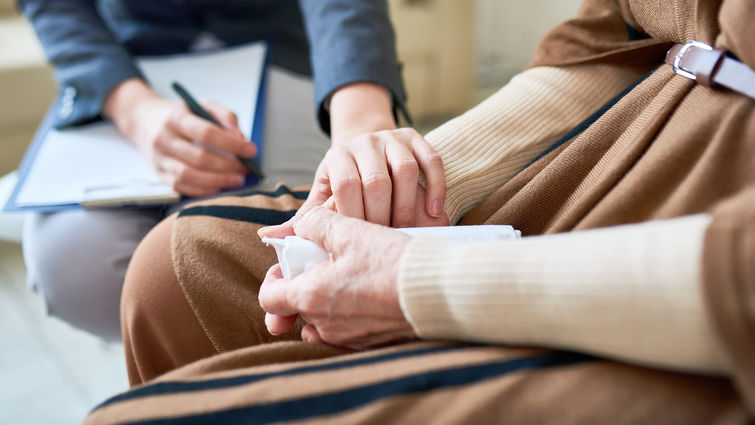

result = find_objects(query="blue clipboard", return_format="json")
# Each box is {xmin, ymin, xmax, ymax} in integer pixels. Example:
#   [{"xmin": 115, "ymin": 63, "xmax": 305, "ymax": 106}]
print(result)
[{"xmin": 4, "ymin": 41, "xmax": 271, "ymax": 213}]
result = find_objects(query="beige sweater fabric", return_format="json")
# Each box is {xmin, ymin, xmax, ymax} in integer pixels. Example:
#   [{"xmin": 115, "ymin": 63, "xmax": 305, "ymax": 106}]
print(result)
[
  {"xmin": 424, "ymin": 64, "xmax": 640, "ymax": 224},
  {"xmin": 398, "ymin": 214, "xmax": 728, "ymax": 374},
  {"xmin": 400, "ymin": 64, "xmax": 729, "ymax": 375}
]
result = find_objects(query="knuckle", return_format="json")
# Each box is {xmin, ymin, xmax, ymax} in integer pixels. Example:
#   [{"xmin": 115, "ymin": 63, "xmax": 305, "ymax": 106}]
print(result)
[
  {"xmin": 426, "ymin": 152, "xmax": 443, "ymax": 168},
  {"xmin": 392, "ymin": 159, "xmax": 419, "ymax": 177},
  {"xmin": 175, "ymin": 166, "xmax": 191, "ymax": 184},
  {"xmin": 297, "ymin": 286, "xmax": 321, "ymax": 315},
  {"xmin": 394, "ymin": 204, "xmax": 414, "ymax": 217},
  {"xmin": 361, "ymin": 172, "xmax": 391, "ymax": 191},
  {"xmin": 153, "ymin": 133, "xmax": 169, "ymax": 150},
  {"xmin": 197, "ymin": 126, "xmax": 214, "ymax": 142},
  {"xmin": 331, "ymin": 174, "xmax": 360, "ymax": 194},
  {"xmin": 399, "ymin": 127, "xmax": 419, "ymax": 137},
  {"xmin": 357, "ymin": 133, "xmax": 380, "ymax": 145},
  {"xmin": 193, "ymin": 151, "xmax": 213, "ymax": 168},
  {"xmin": 168, "ymin": 105, "xmax": 187, "ymax": 124}
]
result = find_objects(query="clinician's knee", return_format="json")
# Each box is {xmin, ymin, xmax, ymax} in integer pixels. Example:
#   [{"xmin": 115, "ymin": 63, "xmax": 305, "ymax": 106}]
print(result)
[
  {"xmin": 121, "ymin": 214, "xmax": 179, "ymax": 338},
  {"xmin": 23, "ymin": 209, "xmax": 157, "ymax": 341}
]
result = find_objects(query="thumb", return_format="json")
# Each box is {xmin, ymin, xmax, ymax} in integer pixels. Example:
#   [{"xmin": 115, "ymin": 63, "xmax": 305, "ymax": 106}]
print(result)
[
  {"xmin": 258, "ymin": 193, "xmax": 323, "ymax": 239},
  {"xmin": 258, "ymin": 220, "xmax": 295, "ymax": 239}
]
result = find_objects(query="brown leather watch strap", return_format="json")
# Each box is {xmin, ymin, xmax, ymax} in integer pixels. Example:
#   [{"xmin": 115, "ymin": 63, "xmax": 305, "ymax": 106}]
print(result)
[{"xmin": 664, "ymin": 41, "xmax": 755, "ymax": 100}]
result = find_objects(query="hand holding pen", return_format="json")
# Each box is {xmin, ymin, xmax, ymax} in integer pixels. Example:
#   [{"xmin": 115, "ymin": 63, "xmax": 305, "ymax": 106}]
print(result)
[
  {"xmin": 103, "ymin": 78, "xmax": 261, "ymax": 197},
  {"xmin": 172, "ymin": 81, "xmax": 265, "ymax": 180}
]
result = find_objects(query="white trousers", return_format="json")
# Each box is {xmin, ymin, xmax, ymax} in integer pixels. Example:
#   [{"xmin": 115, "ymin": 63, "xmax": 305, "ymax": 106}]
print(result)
[{"xmin": 23, "ymin": 67, "xmax": 329, "ymax": 340}]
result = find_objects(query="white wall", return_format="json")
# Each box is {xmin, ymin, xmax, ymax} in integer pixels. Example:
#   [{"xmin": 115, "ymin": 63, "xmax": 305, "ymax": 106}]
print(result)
[{"xmin": 476, "ymin": 0, "xmax": 581, "ymax": 86}]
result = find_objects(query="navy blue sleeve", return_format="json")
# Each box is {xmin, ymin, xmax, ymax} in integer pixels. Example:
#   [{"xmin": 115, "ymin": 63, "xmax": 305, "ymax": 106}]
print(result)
[
  {"xmin": 298, "ymin": 0, "xmax": 409, "ymax": 134},
  {"xmin": 18, "ymin": 0, "xmax": 143, "ymax": 128}
]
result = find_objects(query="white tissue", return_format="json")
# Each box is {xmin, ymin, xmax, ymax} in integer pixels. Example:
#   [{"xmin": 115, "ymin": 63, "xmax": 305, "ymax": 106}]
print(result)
[{"xmin": 262, "ymin": 225, "xmax": 520, "ymax": 279}]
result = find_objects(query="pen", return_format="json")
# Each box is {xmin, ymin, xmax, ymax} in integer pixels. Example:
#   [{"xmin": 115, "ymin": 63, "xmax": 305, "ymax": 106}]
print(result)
[{"xmin": 171, "ymin": 81, "xmax": 265, "ymax": 180}]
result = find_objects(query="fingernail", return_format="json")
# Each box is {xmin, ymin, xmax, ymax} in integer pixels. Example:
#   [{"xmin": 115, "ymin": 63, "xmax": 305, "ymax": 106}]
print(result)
[
  {"xmin": 265, "ymin": 313, "xmax": 280, "ymax": 335},
  {"xmin": 242, "ymin": 143, "xmax": 256, "ymax": 157},
  {"xmin": 431, "ymin": 200, "xmax": 442, "ymax": 217}
]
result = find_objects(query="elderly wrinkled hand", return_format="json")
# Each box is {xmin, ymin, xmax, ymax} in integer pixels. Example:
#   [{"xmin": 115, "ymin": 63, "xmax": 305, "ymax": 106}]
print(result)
[{"xmin": 258, "ymin": 207, "xmax": 418, "ymax": 349}]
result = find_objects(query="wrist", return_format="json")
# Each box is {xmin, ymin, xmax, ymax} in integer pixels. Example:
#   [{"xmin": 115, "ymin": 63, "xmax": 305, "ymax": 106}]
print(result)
[
  {"xmin": 103, "ymin": 78, "xmax": 159, "ymax": 137},
  {"xmin": 329, "ymin": 82, "xmax": 397, "ymax": 145}
]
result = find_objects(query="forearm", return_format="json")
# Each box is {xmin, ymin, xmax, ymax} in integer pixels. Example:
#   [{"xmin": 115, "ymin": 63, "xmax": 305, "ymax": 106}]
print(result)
[
  {"xmin": 299, "ymin": 0, "xmax": 406, "ymax": 133},
  {"xmin": 425, "ymin": 64, "xmax": 641, "ymax": 223},
  {"xmin": 398, "ymin": 214, "xmax": 730, "ymax": 375},
  {"xmin": 328, "ymin": 82, "xmax": 397, "ymax": 145}
]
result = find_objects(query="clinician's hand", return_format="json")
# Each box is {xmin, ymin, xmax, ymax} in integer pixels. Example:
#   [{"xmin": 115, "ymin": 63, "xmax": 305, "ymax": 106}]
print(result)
[
  {"xmin": 259, "ymin": 82, "xmax": 446, "ymax": 239},
  {"xmin": 310, "ymin": 127, "xmax": 446, "ymax": 227},
  {"xmin": 259, "ymin": 207, "xmax": 417, "ymax": 349},
  {"xmin": 105, "ymin": 78, "xmax": 256, "ymax": 197}
]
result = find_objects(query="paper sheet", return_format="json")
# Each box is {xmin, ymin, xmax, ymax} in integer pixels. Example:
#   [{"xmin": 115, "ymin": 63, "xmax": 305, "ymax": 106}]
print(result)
[{"xmin": 13, "ymin": 42, "xmax": 267, "ymax": 209}]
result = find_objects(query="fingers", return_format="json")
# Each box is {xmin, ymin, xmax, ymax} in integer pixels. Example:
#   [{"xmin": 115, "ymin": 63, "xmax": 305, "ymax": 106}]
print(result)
[
  {"xmin": 156, "ymin": 135, "xmax": 247, "ymax": 174},
  {"xmin": 265, "ymin": 313, "xmax": 298, "ymax": 336},
  {"xmin": 200, "ymin": 100, "xmax": 243, "ymax": 137},
  {"xmin": 258, "ymin": 221, "xmax": 295, "ymax": 239},
  {"xmin": 353, "ymin": 134, "xmax": 392, "ymax": 226},
  {"xmin": 258, "ymin": 264, "xmax": 300, "ymax": 318},
  {"xmin": 300, "ymin": 323, "xmax": 324, "ymax": 344},
  {"xmin": 258, "ymin": 179, "xmax": 332, "ymax": 239},
  {"xmin": 158, "ymin": 156, "xmax": 244, "ymax": 197},
  {"xmin": 410, "ymin": 133, "xmax": 445, "ymax": 218},
  {"xmin": 294, "ymin": 206, "xmax": 382, "ymax": 257},
  {"xmin": 261, "ymin": 265, "xmax": 299, "ymax": 335},
  {"xmin": 168, "ymin": 107, "xmax": 256, "ymax": 158},
  {"xmin": 326, "ymin": 148, "xmax": 365, "ymax": 220},
  {"xmin": 384, "ymin": 138, "xmax": 418, "ymax": 228}
]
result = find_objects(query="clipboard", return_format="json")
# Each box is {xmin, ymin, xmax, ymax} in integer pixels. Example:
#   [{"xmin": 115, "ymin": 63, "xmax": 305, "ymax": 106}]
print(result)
[{"xmin": 4, "ymin": 41, "xmax": 271, "ymax": 212}]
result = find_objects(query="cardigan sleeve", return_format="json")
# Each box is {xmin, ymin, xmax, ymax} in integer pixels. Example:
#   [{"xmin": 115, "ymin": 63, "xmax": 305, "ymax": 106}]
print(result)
[
  {"xmin": 298, "ymin": 0, "xmax": 407, "ymax": 134},
  {"xmin": 398, "ymin": 214, "xmax": 730, "ymax": 375},
  {"xmin": 18, "ymin": 0, "xmax": 143, "ymax": 128}
]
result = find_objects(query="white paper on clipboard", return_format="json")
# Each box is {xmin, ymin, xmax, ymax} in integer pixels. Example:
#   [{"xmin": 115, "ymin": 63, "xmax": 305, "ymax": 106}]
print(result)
[{"xmin": 11, "ymin": 42, "xmax": 267, "ymax": 210}]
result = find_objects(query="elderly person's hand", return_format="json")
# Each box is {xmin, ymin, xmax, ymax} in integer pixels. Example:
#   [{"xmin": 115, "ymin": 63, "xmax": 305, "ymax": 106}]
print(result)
[{"xmin": 259, "ymin": 206, "xmax": 434, "ymax": 349}]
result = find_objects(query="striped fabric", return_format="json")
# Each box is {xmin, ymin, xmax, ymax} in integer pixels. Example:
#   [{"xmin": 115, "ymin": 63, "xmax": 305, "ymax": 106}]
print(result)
[{"xmin": 86, "ymin": 341, "xmax": 741, "ymax": 424}]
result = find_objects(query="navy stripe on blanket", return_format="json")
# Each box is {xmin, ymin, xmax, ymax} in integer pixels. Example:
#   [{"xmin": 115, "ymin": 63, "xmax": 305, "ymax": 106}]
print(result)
[
  {"xmin": 178, "ymin": 206, "xmax": 298, "ymax": 225},
  {"xmin": 521, "ymin": 68, "xmax": 656, "ymax": 170},
  {"xmin": 230, "ymin": 185, "xmax": 309, "ymax": 200},
  {"xmin": 96, "ymin": 344, "xmax": 474, "ymax": 409},
  {"xmin": 119, "ymin": 351, "xmax": 595, "ymax": 425},
  {"xmin": 177, "ymin": 186, "xmax": 308, "ymax": 224}
]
